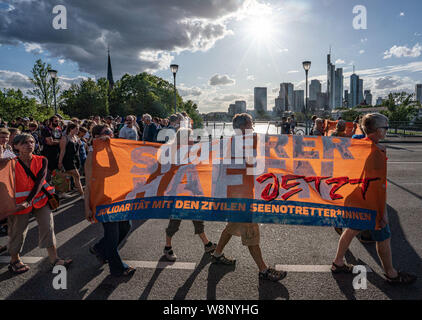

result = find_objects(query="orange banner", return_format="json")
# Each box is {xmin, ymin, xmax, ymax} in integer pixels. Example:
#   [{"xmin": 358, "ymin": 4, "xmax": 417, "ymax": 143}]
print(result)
[
  {"xmin": 0, "ymin": 160, "xmax": 17, "ymax": 220},
  {"xmin": 90, "ymin": 135, "xmax": 386, "ymax": 230}
]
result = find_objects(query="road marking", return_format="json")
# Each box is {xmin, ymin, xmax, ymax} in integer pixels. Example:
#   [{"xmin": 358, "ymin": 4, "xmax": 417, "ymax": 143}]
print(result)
[
  {"xmin": 0, "ymin": 256, "xmax": 43, "ymax": 264},
  {"xmin": 125, "ymin": 260, "xmax": 196, "ymax": 270},
  {"xmin": 275, "ymin": 264, "xmax": 373, "ymax": 273},
  {"xmin": 0, "ymin": 257, "xmax": 374, "ymax": 273}
]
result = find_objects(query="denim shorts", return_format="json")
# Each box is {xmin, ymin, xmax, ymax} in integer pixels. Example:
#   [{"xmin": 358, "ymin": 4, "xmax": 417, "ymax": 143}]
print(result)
[{"xmin": 369, "ymin": 224, "xmax": 391, "ymax": 242}]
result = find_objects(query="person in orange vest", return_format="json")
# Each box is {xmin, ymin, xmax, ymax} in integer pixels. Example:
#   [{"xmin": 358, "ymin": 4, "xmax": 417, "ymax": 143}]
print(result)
[{"xmin": 7, "ymin": 133, "xmax": 72, "ymax": 274}]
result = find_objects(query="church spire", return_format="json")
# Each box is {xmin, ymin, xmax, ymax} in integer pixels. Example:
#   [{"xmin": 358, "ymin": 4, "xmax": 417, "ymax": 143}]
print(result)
[{"xmin": 107, "ymin": 46, "xmax": 114, "ymax": 89}]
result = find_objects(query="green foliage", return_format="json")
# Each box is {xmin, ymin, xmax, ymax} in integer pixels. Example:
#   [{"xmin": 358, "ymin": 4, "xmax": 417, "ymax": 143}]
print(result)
[
  {"xmin": 340, "ymin": 109, "xmax": 361, "ymax": 122},
  {"xmin": 60, "ymin": 78, "xmax": 109, "ymax": 118},
  {"xmin": 0, "ymin": 88, "xmax": 55, "ymax": 121},
  {"xmin": 28, "ymin": 59, "xmax": 60, "ymax": 108},
  {"xmin": 381, "ymin": 92, "xmax": 418, "ymax": 122}
]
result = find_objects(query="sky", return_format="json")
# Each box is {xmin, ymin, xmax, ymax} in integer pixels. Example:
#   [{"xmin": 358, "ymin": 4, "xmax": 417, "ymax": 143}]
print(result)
[{"xmin": 0, "ymin": 0, "xmax": 421, "ymax": 113}]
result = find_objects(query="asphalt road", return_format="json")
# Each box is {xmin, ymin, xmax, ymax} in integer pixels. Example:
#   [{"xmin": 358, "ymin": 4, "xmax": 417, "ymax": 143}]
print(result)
[{"xmin": 0, "ymin": 142, "xmax": 421, "ymax": 300}]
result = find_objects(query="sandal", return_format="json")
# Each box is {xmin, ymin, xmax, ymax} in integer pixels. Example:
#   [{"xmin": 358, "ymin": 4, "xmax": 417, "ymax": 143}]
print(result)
[
  {"xmin": 8, "ymin": 260, "xmax": 30, "ymax": 274},
  {"xmin": 51, "ymin": 258, "xmax": 73, "ymax": 269},
  {"xmin": 112, "ymin": 266, "xmax": 136, "ymax": 277},
  {"xmin": 331, "ymin": 262, "xmax": 354, "ymax": 274},
  {"xmin": 385, "ymin": 271, "xmax": 417, "ymax": 285}
]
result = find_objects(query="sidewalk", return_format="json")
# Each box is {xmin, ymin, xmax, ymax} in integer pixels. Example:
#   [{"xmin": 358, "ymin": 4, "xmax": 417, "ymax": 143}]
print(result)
[{"xmin": 381, "ymin": 135, "xmax": 422, "ymax": 143}]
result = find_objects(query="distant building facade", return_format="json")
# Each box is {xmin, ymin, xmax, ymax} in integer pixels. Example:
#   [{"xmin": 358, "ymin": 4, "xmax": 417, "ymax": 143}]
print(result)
[{"xmin": 254, "ymin": 87, "xmax": 267, "ymax": 114}]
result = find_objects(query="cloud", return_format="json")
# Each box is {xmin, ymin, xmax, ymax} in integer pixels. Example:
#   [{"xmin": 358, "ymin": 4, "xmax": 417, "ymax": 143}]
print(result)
[
  {"xmin": 335, "ymin": 59, "xmax": 345, "ymax": 64},
  {"xmin": 360, "ymin": 38, "xmax": 368, "ymax": 43},
  {"xmin": 287, "ymin": 70, "xmax": 299, "ymax": 74},
  {"xmin": 400, "ymin": 12, "xmax": 405, "ymax": 16},
  {"xmin": 178, "ymin": 84, "xmax": 202, "ymax": 97},
  {"xmin": 0, "ymin": 70, "xmax": 32, "ymax": 90},
  {"xmin": 383, "ymin": 43, "xmax": 422, "ymax": 59},
  {"xmin": 23, "ymin": 42, "xmax": 43, "ymax": 54},
  {"xmin": 374, "ymin": 76, "xmax": 403, "ymax": 89},
  {"xmin": 246, "ymin": 75, "xmax": 255, "ymax": 81},
  {"xmin": 209, "ymin": 74, "xmax": 235, "ymax": 86},
  {"xmin": 0, "ymin": 0, "xmax": 249, "ymax": 77},
  {"xmin": 58, "ymin": 59, "xmax": 65, "ymax": 64},
  {"xmin": 212, "ymin": 94, "xmax": 243, "ymax": 102},
  {"xmin": 359, "ymin": 50, "xmax": 365, "ymax": 54}
]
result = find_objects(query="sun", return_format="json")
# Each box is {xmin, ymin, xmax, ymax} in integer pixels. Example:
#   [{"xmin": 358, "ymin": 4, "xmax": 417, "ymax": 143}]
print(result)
[{"xmin": 247, "ymin": 17, "xmax": 275, "ymax": 43}]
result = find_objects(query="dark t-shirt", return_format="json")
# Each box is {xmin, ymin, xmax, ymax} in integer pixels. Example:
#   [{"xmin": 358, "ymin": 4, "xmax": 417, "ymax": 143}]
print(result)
[
  {"xmin": 281, "ymin": 122, "xmax": 291, "ymax": 134},
  {"xmin": 41, "ymin": 126, "xmax": 62, "ymax": 170}
]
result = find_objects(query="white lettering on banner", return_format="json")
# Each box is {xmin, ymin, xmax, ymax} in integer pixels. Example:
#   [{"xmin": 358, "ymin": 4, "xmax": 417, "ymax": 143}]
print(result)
[
  {"xmin": 165, "ymin": 165, "xmax": 204, "ymax": 196},
  {"xmin": 211, "ymin": 164, "xmax": 244, "ymax": 198},
  {"xmin": 125, "ymin": 176, "xmax": 163, "ymax": 200},
  {"xmin": 188, "ymin": 142, "xmax": 209, "ymax": 165}
]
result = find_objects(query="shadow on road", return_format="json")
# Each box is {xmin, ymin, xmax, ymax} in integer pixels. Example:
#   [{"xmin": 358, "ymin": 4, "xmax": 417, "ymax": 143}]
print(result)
[
  {"xmin": 258, "ymin": 278, "xmax": 289, "ymax": 300},
  {"xmin": 334, "ymin": 205, "xmax": 422, "ymax": 299},
  {"xmin": 139, "ymin": 256, "xmax": 172, "ymax": 300},
  {"xmin": 206, "ymin": 263, "xmax": 236, "ymax": 300},
  {"xmin": 173, "ymin": 253, "xmax": 212, "ymax": 300},
  {"xmin": 85, "ymin": 273, "xmax": 135, "ymax": 300}
]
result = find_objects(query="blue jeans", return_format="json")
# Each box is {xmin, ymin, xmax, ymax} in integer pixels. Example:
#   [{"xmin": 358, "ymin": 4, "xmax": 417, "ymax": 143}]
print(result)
[{"xmin": 93, "ymin": 221, "xmax": 132, "ymax": 276}]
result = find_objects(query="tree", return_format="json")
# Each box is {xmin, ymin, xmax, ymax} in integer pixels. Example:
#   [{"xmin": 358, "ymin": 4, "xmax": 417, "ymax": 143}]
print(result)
[
  {"xmin": 60, "ymin": 78, "xmax": 109, "ymax": 118},
  {"xmin": 381, "ymin": 92, "xmax": 418, "ymax": 123},
  {"xmin": 28, "ymin": 59, "xmax": 61, "ymax": 109},
  {"xmin": 340, "ymin": 109, "xmax": 361, "ymax": 122},
  {"xmin": 0, "ymin": 88, "xmax": 54, "ymax": 121}
]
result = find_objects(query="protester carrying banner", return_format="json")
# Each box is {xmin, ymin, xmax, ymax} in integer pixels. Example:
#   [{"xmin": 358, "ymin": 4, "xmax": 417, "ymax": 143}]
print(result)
[
  {"xmin": 211, "ymin": 113, "xmax": 287, "ymax": 282},
  {"xmin": 142, "ymin": 114, "xmax": 158, "ymax": 142},
  {"xmin": 163, "ymin": 128, "xmax": 216, "ymax": 261},
  {"xmin": 7, "ymin": 133, "xmax": 72, "ymax": 274},
  {"xmin": 331, "ymin": 113, "xmax": 417, "ymax": 285},
  {"xmin": 330, "ymin": 120, "xmax": 347, "ymax": 137},
  {"xmin": 312, "ymin": 118, "xmax": 325, "ymax": 136},
  {"xmin": 84, "ymin": 124, "xmax": 135, "ymax": 277}
]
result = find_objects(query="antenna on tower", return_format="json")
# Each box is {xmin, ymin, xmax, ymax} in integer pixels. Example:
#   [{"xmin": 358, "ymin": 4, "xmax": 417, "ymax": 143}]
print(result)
[{"xmin": 353, "ymin": 65, "xmax": 355, "ymax": 74}]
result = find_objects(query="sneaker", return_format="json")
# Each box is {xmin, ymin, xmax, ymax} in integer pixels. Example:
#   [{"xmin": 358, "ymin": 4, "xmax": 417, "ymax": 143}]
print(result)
[
  {"xmin": 211, "ymin": 253, "xmax": 236, "ymax": 265},
  {"xmin": 163, "ymin": 247, "xmax": 177, "ymax": 261},
  {"xmin": 259, "ymin": 267, "xmax": 287, "ymax": 282},
  {"xmin": 204, "ymin": 242, "xmax": 217, "ymax": 253}
]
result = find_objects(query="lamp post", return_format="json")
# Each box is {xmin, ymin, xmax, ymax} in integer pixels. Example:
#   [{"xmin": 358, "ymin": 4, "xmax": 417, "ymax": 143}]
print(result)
[
  {"xmin": 170, "ymin": 64, "xmax": 179, "ymax": 114},
  {"xmin": 48, "ymin": 69, "xmax": 58, "ymax": 115},
  {"xmin": 302, "ymin": 61, "xmax": 311, "ymax": 135}
]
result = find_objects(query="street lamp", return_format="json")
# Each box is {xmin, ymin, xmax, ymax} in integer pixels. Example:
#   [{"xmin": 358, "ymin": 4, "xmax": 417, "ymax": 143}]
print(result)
[
  {"xmin": 48, "ymin": 69, "xmax": 58, "ymax": 115},
  {"xmin": 170, "ymin": 64, "xmax": 179, "ymax": 114},
  {"xmin": 302, "ymin": 61, "xmax": 311, "ymax": 135}
]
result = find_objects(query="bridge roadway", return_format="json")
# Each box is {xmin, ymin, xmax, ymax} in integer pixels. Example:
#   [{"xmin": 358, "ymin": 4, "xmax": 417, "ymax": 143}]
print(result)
[{"xmin": 0, "ymin": 142, "xmax": 421, "ymax": 300}]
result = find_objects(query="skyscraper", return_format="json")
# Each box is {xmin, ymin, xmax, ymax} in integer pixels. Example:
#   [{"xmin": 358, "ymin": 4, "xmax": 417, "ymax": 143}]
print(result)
[
  {"xmin": 235, "ymin": 100, "xmax": 247, "ymax": 113},
  {"xmin": 344, "ymin": 90, "xmax": 349, "ymax": 108},
  {"xmin": 416, "ymin": 84, "xmax": 422, "ymax": 103},
  {"xmin": 310, "ymin": 80, "xmax": 322, "ymax": 101},
  {"xmin": 279, "ymin": 83, "xmax": 294, "ymax": 112},
  {"xmin": 334, "ymin": 68, "xmax": 343, "ymax": 109},
  {"xmin": 327, "ymin": 52, "xmax": 336, "ymax": 109},
  {"xmin": 364, "ymin": 90, "xmax": 372, "ymax": 105},
  {"xmin": 350, "ymin": 74, "xmax": 359, "ymax": 108},
  {"xmin": 358, "ymin": 79, "xmax": 364, "ymax": 104},
  {"xmin": 293, "ymin": 90, "xmax": 304, "ymax": 113},
  {"xmin": 254, "ymin": 87, "xmax": 267, "ymax": 114}
]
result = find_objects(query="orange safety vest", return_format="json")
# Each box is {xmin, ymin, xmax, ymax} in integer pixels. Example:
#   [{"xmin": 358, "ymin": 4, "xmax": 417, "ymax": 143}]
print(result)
[{"xmin": 14, "ymin": 155, "xmax": 55, "ymax": 215}]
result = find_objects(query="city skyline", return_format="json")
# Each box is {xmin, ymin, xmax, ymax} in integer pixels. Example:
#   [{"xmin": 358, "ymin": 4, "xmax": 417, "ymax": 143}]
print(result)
[{"xmin": 0, "ymin": 0, "xmax": 422, "ymax": 114}]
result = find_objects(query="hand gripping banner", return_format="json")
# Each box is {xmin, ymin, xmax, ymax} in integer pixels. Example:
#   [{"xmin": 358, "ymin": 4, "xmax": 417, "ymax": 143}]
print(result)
[{"xmin": 89, "ymin": 134, "xmax": 386, "ymax": 230}]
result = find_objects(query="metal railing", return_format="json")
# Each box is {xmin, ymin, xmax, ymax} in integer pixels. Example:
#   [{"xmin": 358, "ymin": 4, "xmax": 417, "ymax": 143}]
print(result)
[{"xmin": 388, "ymin": 121, "xmax": 422, "ymax": 136}]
